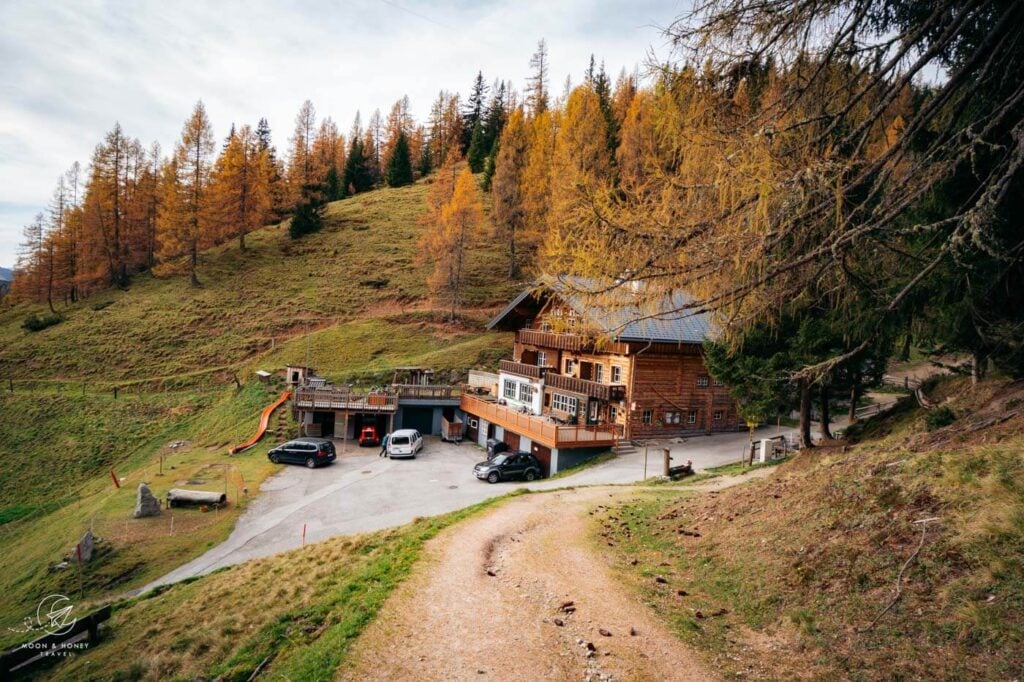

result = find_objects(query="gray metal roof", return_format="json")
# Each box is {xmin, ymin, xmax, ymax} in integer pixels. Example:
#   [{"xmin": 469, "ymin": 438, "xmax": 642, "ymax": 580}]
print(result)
[{"xmin": 487, "ymin": 278, "xmax": 716, "ymax": 344}]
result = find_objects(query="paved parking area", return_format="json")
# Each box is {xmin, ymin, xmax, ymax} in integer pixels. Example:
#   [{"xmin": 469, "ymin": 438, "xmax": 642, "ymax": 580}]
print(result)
[{"xmin": 143, "ymin": 426, "xmax": 791, "ymax": 591}]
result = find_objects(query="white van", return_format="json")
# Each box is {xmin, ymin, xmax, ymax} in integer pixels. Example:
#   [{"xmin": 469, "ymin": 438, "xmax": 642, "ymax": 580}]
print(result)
[{"xmin": 387, "ymin": 429, "xmax": 423, "ymax": 458}]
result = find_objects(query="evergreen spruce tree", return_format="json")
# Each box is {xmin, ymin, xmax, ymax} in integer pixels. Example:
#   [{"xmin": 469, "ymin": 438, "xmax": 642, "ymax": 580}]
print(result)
[
  {"xmin": 324, "ymin": 166, "xmax": 344, "ymax": 201},
  {"xmin": 481, "ymin": 137, "xmax": 499, "ymax": 191},
  {"xmin": 343, "ymin": 137, "xmax": 374, "ymax": 194},
  {"xmin": 462, "ymin": 71, "xmax": 488, "ymax": 152},
  {"xmin": 466, "ymin": 121, "xmax": 487, "ymax": 173},
  {"xmin": 289, "ymin": 181, "xmax": 325, "ymax": 239},
  {"xmin": 385, "ymin": 131, "xmax": 414, "ymax": 187},
  {"xmin": 418, "ymin": 143, "xmax": 433, "ymax": 178}
]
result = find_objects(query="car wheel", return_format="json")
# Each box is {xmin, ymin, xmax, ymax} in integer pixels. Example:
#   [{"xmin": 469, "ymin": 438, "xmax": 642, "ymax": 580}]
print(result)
[
  {"xmin": 525, "ymin": 470, "xmax": 536, "ymax": 482},
  {"xmin": 487, "ymin": 471, "xmax": 500, "ymax": 484},
  {"xmin": 269, "ymin": 453, "xmax": 280, "ymax": 464},
  {"xmin": 305, "ymin": 457, "xmax": 316, "ymax": 469}
]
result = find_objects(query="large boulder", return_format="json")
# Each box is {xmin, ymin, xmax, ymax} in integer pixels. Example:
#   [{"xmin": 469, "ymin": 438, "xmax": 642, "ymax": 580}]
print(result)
[{"xmin": 134, "ymin": 483, "xmax": 161, "ymax": 518}]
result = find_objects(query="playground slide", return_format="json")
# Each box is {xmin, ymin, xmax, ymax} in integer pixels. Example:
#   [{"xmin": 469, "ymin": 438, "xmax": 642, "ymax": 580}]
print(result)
[{"xmin": 228, "ymin": 390, "xmax": 292, "ymax": 454}]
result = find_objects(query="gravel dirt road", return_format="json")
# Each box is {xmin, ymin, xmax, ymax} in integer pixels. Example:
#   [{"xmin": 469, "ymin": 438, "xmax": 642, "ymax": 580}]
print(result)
[{"xmin": 337, "ymin": 485, "xmax": 722, "ymax": 682}]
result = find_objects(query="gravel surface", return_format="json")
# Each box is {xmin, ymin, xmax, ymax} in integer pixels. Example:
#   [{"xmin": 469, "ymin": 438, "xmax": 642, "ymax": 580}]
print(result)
[{"xmin": 337, "ymin": 486, "xmax": 721, "ymax": 682}]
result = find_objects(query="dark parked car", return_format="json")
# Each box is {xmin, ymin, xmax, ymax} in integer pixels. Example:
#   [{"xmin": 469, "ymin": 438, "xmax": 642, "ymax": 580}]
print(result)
[
  {"xmin": 268, "ymin": 438, "xmax": 336, "ymax": 468},
  {"xmin": 474, "ymin": 452, "xmax": 542, "ymax": 483}
]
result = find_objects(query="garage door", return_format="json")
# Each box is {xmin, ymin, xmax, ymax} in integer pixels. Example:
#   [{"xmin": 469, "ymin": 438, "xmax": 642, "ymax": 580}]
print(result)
[
  {"xmin": 503, "ymin": 431, "xmax": 521, "ymax": 452},
  {"xmin": 402, "ymin": 407, "xmax": 434, "ymax": 435}
]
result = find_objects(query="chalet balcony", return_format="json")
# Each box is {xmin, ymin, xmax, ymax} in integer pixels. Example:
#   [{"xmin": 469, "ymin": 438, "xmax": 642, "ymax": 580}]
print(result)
[
  {"xmin": 499, "ymin": 359, "xmax": 548, "ymax": 380},
  {"xmin": 295, "ymin": 387, "xmax": 398, "ymax": 412},
  {"xmin": 515, "ymin": 329, "xmax": 586, "ymax": 351},
  {"xmin": 545, "ymin": 373, "xmax": 626, "ymax": 401},
  {"xmin": 460, "ymin": 394, "xmax": 621, "ymax": 449}
]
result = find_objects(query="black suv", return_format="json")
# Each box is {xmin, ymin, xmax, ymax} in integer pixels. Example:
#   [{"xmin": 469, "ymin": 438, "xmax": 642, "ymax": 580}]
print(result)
[
  {"xmin": 474, "ymin": 452, "xmax": 543, "ymax": 483},
  {"xmin": 268, "ymin": 438, "xmax": 336, "ymax": 468}
]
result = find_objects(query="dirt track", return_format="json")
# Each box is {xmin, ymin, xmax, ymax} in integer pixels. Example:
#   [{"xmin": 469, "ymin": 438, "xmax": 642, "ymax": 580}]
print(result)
[{"xmin": 337, "ymin": 486, "xmax": 722, "ymax": 682}]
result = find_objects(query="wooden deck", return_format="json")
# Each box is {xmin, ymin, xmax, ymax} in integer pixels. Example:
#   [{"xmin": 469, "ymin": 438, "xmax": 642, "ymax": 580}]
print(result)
[
  {"xmin": 545, "ymin": 372, "xmax": 626, "ymax": 401},
  {"xmin": 460, "ymin": 394, "xmax": 621, "ymax": 449},
  {"xmin": 294, "ymin": 387, "xmax": 398, "ymax": 412}
]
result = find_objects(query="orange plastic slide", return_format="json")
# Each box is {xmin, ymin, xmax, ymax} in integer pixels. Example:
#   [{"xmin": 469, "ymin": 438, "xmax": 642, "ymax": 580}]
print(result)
[{"xmin": 228, "ymin": 390, "xmax": 292, "ymax": 454}]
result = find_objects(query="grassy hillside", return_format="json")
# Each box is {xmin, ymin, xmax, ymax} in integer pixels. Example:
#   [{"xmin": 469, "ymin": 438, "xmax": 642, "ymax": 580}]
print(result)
[
  {"xmin": 602, "ymin": 378, "xmax": 1024, "ymax": 680},
  {"xmin": 0, "ymin": 180, "xmax": 520, "ymax": 383},
  {"xmin": 33, "ymin": 494, "xmax": 519, "ymax": 682},
  {"xmin": 0, "ymin": 176, "xmax": 520, "ymax": 644}
]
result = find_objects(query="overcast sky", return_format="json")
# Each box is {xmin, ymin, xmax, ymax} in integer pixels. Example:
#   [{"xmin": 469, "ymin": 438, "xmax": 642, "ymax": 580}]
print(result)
[{"xmin": 0, "ymin": 0, "xmax": 686, "ymax": 269}]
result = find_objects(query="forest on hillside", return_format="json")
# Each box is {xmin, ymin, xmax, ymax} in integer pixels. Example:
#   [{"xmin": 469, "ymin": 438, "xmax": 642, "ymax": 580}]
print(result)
[{"xmin": 8, "ymin": 0, "xmax": 1023, "ymax": 447}]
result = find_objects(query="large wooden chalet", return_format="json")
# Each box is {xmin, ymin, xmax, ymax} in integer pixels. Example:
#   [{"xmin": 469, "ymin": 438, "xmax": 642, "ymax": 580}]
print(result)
[{"xmin": 460, "ymin": 281, "xmax": 743, "ymax": 474}]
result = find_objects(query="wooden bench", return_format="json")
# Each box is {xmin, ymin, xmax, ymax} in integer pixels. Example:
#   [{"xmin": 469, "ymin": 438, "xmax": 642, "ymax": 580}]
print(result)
[{"xmin": 1, "ymin": 604, "xmax": 112, "ymax": 675}]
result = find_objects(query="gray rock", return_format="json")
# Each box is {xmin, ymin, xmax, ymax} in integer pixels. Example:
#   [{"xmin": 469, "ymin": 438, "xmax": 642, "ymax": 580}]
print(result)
[
  {"xmin": 77, "ymin": 530, "xmax": 94, "ymax": 562},
  {"xmin": 134, "ymin": 483, "xmax": 162, "ymax": 518}
]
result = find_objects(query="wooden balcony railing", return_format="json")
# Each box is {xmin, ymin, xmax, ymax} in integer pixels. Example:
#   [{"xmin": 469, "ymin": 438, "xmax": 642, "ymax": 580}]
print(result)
[
  {"xmin": 460, "ymin": 394, "xmax": 621, "ymax": 449},
  {"xmin": 392, "ymin": 384, "xmax": 456, "ymax": 400},
  {"xmin": 294, "ymin": 387, "xmax": 398, "ymax": 412},
  {"xmin": 499, "ymin": 359, "xmax": 547, "ymax": 380},
  {"xmin": 545, "ymin": 373, "xmax": 626, "ymax": 401},
  {"xmin": 516, "ymin": 329, "xmax": 586, "ymax": 351}
]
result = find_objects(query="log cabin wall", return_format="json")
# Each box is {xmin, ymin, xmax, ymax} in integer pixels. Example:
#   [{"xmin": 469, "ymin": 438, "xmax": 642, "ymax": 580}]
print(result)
[{"xmin": 627, "ymin": 351, "xmax": 741, "ymax": 438}]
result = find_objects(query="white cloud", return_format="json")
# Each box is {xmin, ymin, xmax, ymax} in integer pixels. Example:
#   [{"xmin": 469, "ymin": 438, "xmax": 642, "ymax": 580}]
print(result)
[{"xmin": 0, "ymin": 0, "xmax": 684, "ymax": 267}]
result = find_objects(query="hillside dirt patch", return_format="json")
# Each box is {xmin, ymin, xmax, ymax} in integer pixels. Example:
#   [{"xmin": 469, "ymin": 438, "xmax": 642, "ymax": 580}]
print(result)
[{"xmin": 337, "ymin": 487, "xmax": 719, "ymax": 681}]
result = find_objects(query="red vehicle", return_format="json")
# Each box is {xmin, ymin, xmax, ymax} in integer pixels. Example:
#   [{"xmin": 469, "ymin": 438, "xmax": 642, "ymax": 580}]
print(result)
[{"xmin": 358, "ymin": 425, "xmax": 380, "ymax": 447}]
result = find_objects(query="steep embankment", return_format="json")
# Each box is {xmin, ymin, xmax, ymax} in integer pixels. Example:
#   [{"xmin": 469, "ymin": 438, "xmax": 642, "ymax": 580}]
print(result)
[{"xmin": 603, "ymin": 377, "xmax": 1024, "ymax": 680}]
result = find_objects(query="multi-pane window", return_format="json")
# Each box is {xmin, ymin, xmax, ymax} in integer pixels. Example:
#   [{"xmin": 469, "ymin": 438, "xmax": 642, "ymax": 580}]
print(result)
[
  {"xmin": 518, "ymin": 383, "xmax": 534, "ymax": 403},
  {"xmin": 611, "ymin": 366, "xmax": 622, "ymax": 383},
  {"xmin": 552, "ymin": 393, "xmax": 578, "ymax": 414},
  {"xmin": 688, "ymin": 409, "xmax": 699, "ymax": 424},
  {"xmin": 697, "ymin": 375, "xmax": 709, "ymax": 387},
  {"xmin": 713, "ymin": 410, "xmax": 724, "ymax": 421},
  {"xmin": 594, "ymin": 364, "xmax": 604, "ymax": 383},
  {"xmin": 609, "ymin": 406, "xmax": 618, "ymax": 422},
  {"xmin": 537, "ymin": 351, "xmax": 547, "ymax": 367},
  {"xmin": 713, "ymin": 378, "xmax": 724, "ymax": 387},
  {"xmin": 642, "ymin": 409, "xmax": 653, "ymax": 424},
  {"xmin": 565, "ymin": 359, "xmax": 576, "ymax": 374},
  {"xmin": 503, "ymin": 380, "xmax": 517, "ymax": 400},
  {"xmin": 664, "ymin": 411, "xmax": 681, "ymax": 424}
]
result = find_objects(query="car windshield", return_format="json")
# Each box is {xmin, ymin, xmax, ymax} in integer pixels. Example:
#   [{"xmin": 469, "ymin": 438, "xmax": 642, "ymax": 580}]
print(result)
[
  {"xmin": 491, "ymin": 454, "xmax": 508, "ymax": 465},
  {"xmin": 391, "ymin": 436, "xmax": 410, "ymax": 445}
]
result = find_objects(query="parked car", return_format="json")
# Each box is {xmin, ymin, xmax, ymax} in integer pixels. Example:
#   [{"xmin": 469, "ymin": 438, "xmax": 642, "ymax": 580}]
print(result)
[
  {"xmin": 474, "ymin": 452, "xmax": 542, "ymax": 483},
  {"xmin": 358, "ymin": 425, "xmax": 380, "ymax": 447},
  {"xmin": 387, "ymin": 429, "xmax": 423, "ymax": 458},
  {"xmin": 268, "ymin": 438, "xmax": 336, "ymax": 468}
]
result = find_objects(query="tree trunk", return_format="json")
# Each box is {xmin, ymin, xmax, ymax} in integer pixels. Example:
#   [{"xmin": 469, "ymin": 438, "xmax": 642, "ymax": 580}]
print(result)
[
  {"xmin": 820, "ymin": 383, "xmax": 833, "ymax": 440},
  {"xmin": 848, "ymin": 372, "xmax": 862, "ymax": 424},
  {"xmin": 190, "ymin": 242, "xmax": 200, "ymax": 287},
  {"xmin": 507, "ymin": 229, "xmax": 516, "ymax": 279},
  {"xmin": 799, "ymin": 378, "xmax": 814, "ymax": 448},
  {"xmin": 971, "ymin": 351, "xmax": 984, "ymax": 385}
]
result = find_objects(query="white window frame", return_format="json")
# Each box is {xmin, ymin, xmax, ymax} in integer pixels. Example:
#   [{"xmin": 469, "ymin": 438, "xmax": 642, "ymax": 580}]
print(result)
[
  {"xmin": 697, "ymin": 375, "xmax": 709, "ymax": 387},
  {"xmin": 688, "ymin": 409, "xmax": 698, "ymax": 424},
  {"xmin": 609, "ymin": 406, "xmax": 618, "ymax": 422},
  {"xmin": 642, "ymin": 409, "xmax": 653, "ymax": 424},
  {"xmin": 518, "ymin": 382, "xmax": 535, "ymax": 403},
  {"xmin": 611, "ymin": 366, "xmax": 622, "ymax": 383},
  {"xmin": 713, "ymin": 410, "xmax": 723, "ymax": 421},
  {"xmin": 503, "ymin": 380, "xmax": 517, "ymax": 400},
  {"xmin": 537, "ymin": 351, "xmax": 547, "ymax": 367},
  {"xmin": 594, "ymin": 363, "xmax": 604, "ymax": 383},
  {"xmin": 552, "ymin": 393, "xmax": 578, "ymax": 414},
  {"xmin": 713, "ymin": 377, "xmax": 724, "ymax": 387},
  {"xmin": 565, "ymin": 359, "xmax": 576, "ymax": 375},
  {"xmin": 468, "ymin": 417, "xmax": 479, "ymax": 428}
]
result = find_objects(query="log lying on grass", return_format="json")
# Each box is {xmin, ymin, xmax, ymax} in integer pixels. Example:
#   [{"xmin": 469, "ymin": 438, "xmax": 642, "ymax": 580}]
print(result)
[{"xmin": 167, "ymin": 489, "xmax": 227, "ymax": 508}]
